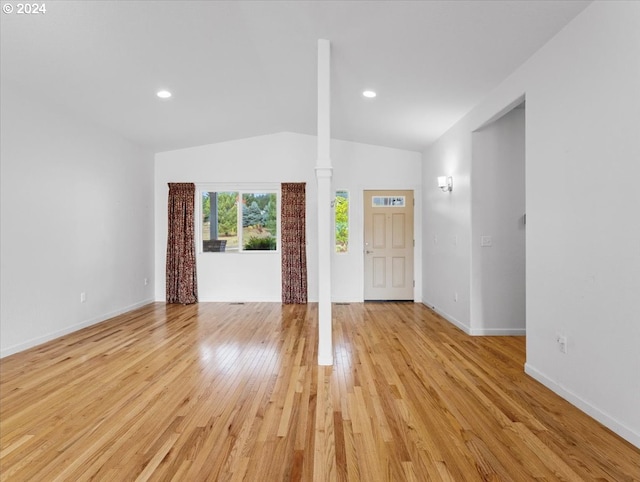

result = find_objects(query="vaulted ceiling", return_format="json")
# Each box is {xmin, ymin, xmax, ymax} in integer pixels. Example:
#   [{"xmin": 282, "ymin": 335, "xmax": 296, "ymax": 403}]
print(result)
[{"xmin": 1, "ymin": 1, "xmax": 590, "ymax": 153}]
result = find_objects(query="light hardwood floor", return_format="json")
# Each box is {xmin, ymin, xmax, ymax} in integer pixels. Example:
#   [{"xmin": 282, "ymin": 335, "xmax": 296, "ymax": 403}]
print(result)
[{"xmin": 1, "ymin": 302, "xmax": 638, "ymax": 481}]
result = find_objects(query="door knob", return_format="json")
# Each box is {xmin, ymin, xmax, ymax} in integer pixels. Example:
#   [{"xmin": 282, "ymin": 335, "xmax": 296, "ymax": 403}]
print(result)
[{"xmin": 366, "ymin": 250, "xmax": 374, "ymax": 254}]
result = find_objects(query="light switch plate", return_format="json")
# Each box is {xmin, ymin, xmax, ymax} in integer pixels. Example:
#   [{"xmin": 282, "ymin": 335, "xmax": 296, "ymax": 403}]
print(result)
[{"xmin": 481, "ymin": 235, "xmax": 492, "ymax": 247}]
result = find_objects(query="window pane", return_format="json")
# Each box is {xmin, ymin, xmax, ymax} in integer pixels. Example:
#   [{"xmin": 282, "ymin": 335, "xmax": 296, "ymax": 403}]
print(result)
[
  {"xmin": 241, "ymin": 192, "xmax": 277, "ymax": 251},
  {"xmin": 202, "ymin": 192, "xmax": 238, "ymax": 252},
  {"xmin": 335, "ymin": 190, "xmax": 349, "ymax": 253}
]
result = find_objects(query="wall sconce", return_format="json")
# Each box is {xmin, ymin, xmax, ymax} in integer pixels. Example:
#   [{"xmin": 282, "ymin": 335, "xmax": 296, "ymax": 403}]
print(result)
[{"xmin": 438, "ymin": 176, "xmax": 453, "ymax": 192}]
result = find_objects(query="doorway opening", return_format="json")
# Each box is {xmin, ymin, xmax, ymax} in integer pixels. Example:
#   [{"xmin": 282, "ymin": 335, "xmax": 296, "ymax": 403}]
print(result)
[{"xmin": 470, "ymin": 100, "xmax": 526, "ymax": 336}]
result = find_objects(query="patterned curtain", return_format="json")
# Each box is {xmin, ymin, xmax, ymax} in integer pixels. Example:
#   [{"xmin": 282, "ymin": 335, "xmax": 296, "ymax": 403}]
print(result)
[
  {"xmin": 166, "ymin": 183, "xmax": 198, "ymax": 304},
  {"xmin": 281, "ymin": 183, "xmax": 307, "ymax": 304}
]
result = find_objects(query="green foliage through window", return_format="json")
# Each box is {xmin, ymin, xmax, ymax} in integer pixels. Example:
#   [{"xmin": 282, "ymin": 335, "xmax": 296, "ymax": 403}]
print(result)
[
  {"xmin": 244, "ymin": 236, "xmax": 277, "ymax": 250},
  {"xmin": 335, "ymin": 191, "xmax": 349, "ymax": 253}
]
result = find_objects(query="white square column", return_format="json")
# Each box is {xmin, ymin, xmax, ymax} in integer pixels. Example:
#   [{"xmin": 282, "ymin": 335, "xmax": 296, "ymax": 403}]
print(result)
[{"xmin": 316, "ymin": 39, "xmax": 333, "ymax": 366}]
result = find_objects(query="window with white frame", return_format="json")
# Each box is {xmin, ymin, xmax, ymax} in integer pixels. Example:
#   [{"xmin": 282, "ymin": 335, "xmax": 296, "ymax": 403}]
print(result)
[{"xmin": 200, "ymin": 188, "xmax": 279, "ymax": 252}]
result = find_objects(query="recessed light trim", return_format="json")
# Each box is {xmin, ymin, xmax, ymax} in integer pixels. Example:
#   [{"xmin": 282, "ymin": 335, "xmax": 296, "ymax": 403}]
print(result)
[
  {"xmin": 362, "ymin": 90, "xmax": 377, "ymax": 98},
  {"xmin": 157, "ymin": 90, "xmax": 172, "ymax": 99}
]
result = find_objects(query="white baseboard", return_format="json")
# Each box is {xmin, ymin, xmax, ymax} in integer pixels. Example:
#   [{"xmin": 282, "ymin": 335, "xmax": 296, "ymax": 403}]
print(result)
[
  {"xmin": 422, "ymin": 301, "xmax": 471, "ymax": 334},
  {"xmin": 0, "ymin": 298, "xmax": 155, "ymax": 359},
  {"xmin": 525, "ymin": 363, "xmax": 640, "ymax": 449},
  {"xmin": 331, "ymin": 297, "xmax": 360, "ymax": 303},
  {"xmin": 421, "ymin": 301, "xmax": 525, "ymax": 336},
  {"xmin": 470, "ymin": 327, "xmax": 526, "ymax": 336}
]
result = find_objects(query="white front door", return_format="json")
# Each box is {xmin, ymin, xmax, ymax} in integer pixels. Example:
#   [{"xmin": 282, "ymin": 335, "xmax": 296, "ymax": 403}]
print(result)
[{"xmin": 363, "ymin": 190, "xmax": 414, "ymax": 301}]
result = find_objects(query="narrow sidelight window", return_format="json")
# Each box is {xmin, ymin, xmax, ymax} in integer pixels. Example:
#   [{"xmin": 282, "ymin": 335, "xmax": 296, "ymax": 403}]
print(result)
[{"xmin": 335, "ymin": 190, "xmax": 349, "ymax": 253}]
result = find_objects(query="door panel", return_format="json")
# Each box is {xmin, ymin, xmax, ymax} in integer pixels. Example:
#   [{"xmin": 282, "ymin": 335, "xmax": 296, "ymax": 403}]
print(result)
[
  {"xmin": 392, "ymin": 213, "xmax": 406, "ymax": 248},
  {"xmin": 372, "ymin": 257, "xmax": 386, "ymax": 288},
  {"xmin": 364, "ymin": 190, "xmax": 414, "ymax": 300},
  {"xmin": 372, "ymin": 214, "xmax": 386, "ymax": 248},
  {"xmin": 392, "ymin": 257, "xmax": 406, "ymax": 287}
]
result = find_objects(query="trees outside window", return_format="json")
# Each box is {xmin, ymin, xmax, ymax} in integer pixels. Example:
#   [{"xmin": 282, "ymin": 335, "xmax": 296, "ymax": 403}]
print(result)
[{"xmin": 202, "ymin": 191, "xmax": 277, "ymax": 252}]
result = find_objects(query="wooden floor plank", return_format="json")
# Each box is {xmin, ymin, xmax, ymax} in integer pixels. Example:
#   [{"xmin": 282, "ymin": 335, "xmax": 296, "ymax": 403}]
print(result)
[{"xmin": 1, "ymin": 302, "xmax": 638, "ymax": 481}]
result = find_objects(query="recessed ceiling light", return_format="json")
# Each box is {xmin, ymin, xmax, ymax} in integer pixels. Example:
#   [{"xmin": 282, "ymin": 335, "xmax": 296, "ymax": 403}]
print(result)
[
  {"xmin": 362, "ymin": 90, "xmax": 377, "ymax": 98},
  {"xmin": 157, "ymin": 90, "xmax": 172, "ymax": 99}
]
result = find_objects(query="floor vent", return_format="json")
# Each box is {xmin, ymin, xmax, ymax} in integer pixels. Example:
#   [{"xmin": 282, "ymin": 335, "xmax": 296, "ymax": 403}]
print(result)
[
  {"xmin": 335, "ymin": 302, "xmax": 351, "ymax": 305},
  {"xmin": 229, "ymin": 302, "xmax": 245, "ymax": 305}
]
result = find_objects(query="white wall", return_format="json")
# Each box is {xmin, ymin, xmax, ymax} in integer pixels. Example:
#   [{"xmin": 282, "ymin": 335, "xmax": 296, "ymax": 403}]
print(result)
[
  {"xmin": 331, "ymin": 138, "xmax": 423, "ymax": 302},
  {"xmin": 0, "ymin": 80, "xmax": 155, "ymax": 357},
  {"xmin": 154, "ymin": 132, "xmax": 421, "ymax": 303},
  {"xmin": 422, "ymin": 1, "xmax": 640, "ymax": 447},
  {"xmin": 422, "ymin": 122, "xmax": 472, "ymax": 331},
  {"xmin": 471, "ymin": 107, "xmax": 526, "ymax": 335}
]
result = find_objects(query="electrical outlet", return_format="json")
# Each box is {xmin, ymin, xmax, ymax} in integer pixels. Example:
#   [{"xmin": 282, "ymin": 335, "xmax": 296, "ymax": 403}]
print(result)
[
  {"xmin": 453, "ymin": 292, "xmax": 458, "ymax": 302},
  {"xmin": 144, "ymin": 278, "xmax": 148, "ymax": 286},
  {"xmin": 80, "ymin": 292, "xmax": 86, "ymax": 303}
]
